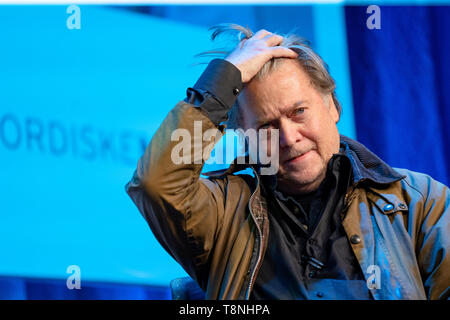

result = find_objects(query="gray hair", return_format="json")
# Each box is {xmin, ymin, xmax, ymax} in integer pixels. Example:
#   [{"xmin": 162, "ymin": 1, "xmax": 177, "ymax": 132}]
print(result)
[{"xmin": 195, "ymin": 23, "xmax": 342, "ymax": 129}]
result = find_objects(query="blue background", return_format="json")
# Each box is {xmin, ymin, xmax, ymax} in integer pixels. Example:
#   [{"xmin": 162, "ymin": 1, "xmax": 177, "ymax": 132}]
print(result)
[{"xmin": 0, "ymin": 3, "xmax": 448, "ymax": 299}]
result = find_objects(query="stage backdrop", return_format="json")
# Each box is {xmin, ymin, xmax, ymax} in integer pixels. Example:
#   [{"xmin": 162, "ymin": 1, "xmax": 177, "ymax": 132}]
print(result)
[
  {"xmin": 0, "ymin": 4, "xmax": 355, "ymax": 299},
  {"xmin": 346, "ymin": 5, "xmax": 450, "ymax": 187},
  {"xmin": 0, "ymin": 5, "xmax": 211, "ymax": 288}
]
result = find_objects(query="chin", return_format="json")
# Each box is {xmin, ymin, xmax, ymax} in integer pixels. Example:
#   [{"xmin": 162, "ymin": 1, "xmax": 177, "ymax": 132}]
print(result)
[{"xmin": 278, "ymin": 164, "xmax": 326, "ymax": 193}]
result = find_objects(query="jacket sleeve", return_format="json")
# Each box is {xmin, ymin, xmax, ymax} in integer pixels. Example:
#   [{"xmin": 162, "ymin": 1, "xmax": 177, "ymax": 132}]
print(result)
[
  {"xmin": 125, "ymin": 60, "xmax": 243, "ymax": 287},
  {"xmin": 413, "ymin": 174, "xmax": 450, "ymax": 299}
]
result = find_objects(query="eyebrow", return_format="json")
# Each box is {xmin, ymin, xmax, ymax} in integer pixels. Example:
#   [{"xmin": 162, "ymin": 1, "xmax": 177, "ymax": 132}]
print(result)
[{"xmin": 255, "ymin": 100, "xmax": 305, "ymax": 127}]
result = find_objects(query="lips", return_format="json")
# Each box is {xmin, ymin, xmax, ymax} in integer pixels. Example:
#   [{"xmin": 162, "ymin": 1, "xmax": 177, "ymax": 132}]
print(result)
[{"xmin": 284, "ymin": 150, "xmax": 311, "ymax": 164}]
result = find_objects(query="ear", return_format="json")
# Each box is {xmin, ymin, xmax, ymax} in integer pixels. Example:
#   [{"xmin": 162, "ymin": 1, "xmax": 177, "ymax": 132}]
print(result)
[{"xmin": 326, "ymin": 94, "xmax": 339, "ymax": 123}]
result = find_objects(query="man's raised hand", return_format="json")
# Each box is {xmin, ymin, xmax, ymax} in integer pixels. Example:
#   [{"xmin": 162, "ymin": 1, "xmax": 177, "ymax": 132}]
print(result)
[{"xmin": 225, "ymin": 29, "xmax": 298, "ymax": 84}]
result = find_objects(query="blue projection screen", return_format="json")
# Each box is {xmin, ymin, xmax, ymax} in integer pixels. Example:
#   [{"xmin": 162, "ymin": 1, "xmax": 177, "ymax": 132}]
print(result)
[
  {"xmin": 0, "ymin": 5, "xmax": 220, "ymax": 285},
  {"xmin": 0, "ymin": 4, "xmax": 354, "ymax": 287}
]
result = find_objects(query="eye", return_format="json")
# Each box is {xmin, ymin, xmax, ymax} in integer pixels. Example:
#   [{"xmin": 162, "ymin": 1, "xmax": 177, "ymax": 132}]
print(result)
[{"xmin": 293, "ymin": 107, "xmax": 305, "ymax": 116}]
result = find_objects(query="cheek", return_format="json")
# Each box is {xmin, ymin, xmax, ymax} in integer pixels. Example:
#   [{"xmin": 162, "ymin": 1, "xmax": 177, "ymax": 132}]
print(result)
[
  {"xmin": 300, "ymin": 121, "xmax": 323, "ymax": 146},
  {"xmin": 251, "ymin": 131, "xmax": 279, "ymax": 159},
  {"xmin": 306, "ymin": 117, "xmax": 339, "ymax": 156},
  {"xmin": 319, "ymin": 125, "xmax": 340, "ymax": 157}
]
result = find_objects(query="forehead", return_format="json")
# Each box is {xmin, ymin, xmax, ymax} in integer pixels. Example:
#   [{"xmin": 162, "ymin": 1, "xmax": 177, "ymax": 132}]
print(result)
[{"xmin": 238, "ymin": 60, "xmax": 316, "ymax": 124}]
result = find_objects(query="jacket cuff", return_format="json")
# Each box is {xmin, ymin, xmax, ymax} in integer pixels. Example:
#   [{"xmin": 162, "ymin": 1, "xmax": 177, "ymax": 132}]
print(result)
[{"xmin": 192, "ymin": 59, "xmax": 243, "ymax": 111}]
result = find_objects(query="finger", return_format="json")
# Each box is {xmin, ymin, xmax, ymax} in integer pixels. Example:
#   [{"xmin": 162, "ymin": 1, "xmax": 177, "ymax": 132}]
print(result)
[
  {"xmin": 263, "ymin": 34, "xmax": 284, "ymax": 47},
  {"xmin": 239, "ymin": 38, "xmax": 247, "ymax": 49},
  {"xmin": 252, "ymin": 29, "xmax": 272, "ymax": 40},
  {"xmin": 268, "ymin": 47, "xmax": 298, "ymax": 59}
]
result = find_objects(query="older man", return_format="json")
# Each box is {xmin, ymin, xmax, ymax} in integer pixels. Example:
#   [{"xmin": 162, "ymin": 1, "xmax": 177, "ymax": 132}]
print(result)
[{"xmin": 125, "ymin": 24, "xmax": 449, "ymax": 300}]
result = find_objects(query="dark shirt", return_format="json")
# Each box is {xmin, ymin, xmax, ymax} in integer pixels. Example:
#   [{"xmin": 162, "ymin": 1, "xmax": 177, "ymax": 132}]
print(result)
[
  {"xmin": 186, "ymin": 59, "xmax": 372, "ymax": 299},
  {"xmin": 252, "ymin": 151, "xmax": 371, "ymax": 299}
]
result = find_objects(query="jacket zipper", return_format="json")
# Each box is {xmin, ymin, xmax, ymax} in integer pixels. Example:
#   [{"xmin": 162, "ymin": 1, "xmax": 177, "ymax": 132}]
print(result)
[
  {"xmin": 245, "ymin": 175, "xmax": 357, "ymax": 299},
  {"xmin": 245, "ymin": 172, "xmax": 264, "ymax": 300}
]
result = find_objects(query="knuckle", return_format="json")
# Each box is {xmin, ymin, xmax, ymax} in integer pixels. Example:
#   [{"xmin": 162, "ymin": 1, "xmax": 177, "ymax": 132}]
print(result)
[
  {"xmin": 264, "ymin": 34, "xmax": 283, "ymax": 44},
  {"xmin": 254, "ymin": 29, "xmax": 270, "ymax": 37}
]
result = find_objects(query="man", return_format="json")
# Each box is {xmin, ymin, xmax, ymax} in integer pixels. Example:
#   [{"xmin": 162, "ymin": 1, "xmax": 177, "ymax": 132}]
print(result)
[{"xmin": 125, "ymin": 24, "xmax": 449, "ymax": 300}]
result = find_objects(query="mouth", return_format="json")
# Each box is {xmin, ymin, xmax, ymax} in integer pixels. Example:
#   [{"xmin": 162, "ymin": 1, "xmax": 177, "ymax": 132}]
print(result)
[{"xmin": 284, "ymin": 150, "xmax": 312, "ymax": 165}]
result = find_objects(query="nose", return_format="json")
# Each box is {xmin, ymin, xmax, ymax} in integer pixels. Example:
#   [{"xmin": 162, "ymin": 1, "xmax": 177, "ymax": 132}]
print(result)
[{"xmin": 279, "ymin": 119, "xmax": 302, "ymax": 149}]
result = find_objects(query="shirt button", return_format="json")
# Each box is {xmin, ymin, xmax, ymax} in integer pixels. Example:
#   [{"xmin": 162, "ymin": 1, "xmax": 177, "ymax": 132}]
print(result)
[
  {"xmin": 383, "ymin": 204, "xmax": 394, "ymax": 212},
  {"xmin": 232, "ymin": 87, "xmax": 240, "ymax": 95},
  {"xmin": 316, "ymin": 292, "xmax": 324, "ymax": 298},
  {"xmin": 350, "ymin": 234, "xmax": 361, "ymax": 244}
]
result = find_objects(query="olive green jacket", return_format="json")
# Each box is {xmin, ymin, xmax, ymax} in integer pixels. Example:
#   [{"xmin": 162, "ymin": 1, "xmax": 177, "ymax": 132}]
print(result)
[{"xmin": 126, "ymin": 101, "xmax": 450, "ymax": 300}]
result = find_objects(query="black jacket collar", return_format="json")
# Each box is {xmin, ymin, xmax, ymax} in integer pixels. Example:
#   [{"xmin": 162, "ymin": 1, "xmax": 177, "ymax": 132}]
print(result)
[{"xmin": 339, "ymin": 135, "xmax": 405, "ymax": 186}]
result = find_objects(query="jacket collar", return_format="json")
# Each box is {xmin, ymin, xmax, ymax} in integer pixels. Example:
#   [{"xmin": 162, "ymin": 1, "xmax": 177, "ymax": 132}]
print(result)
[
  {"xmin": 203, "ymin": 135, "xmax": 405, "ymax": 187},
  {"xmin": 339, "ymin": 135, "xmax": 405, "ymax": 186}
]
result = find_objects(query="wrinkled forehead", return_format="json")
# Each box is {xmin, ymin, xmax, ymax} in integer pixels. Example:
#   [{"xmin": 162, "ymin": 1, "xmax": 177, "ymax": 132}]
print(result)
[{"xmin": 237, "ymin": 75, "xmax": 314, "ymax": 128}]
